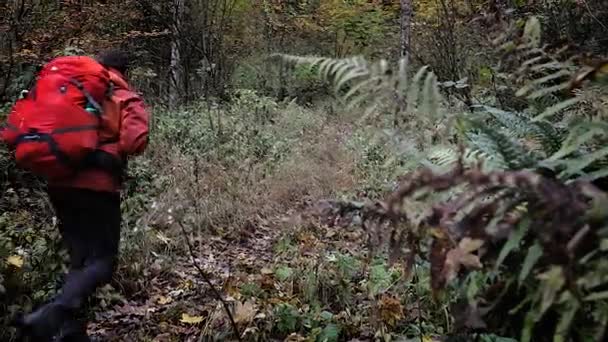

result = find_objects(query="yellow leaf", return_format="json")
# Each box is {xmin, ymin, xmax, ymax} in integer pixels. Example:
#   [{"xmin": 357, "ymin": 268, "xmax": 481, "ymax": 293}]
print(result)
[
  {"xmin": 180, "ymin": 313, "xmax": 203, "ymax": 324},
  {"xmin": 157, "ymin": 296, "xmax": 172, "ymax": 305},
  {"xmin": 179, "ymin": 279, "xmax": 194, "ymax": 290},
  {"xmin": 6, "ymin": 255, "xmax": 24, "ymax": 268}
]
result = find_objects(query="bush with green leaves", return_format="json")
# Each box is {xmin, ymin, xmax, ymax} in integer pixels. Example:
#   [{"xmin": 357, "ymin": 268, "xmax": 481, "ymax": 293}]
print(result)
[{"xmin": 0, "ymin": 151, "xmax": 66, "ymax": 341}]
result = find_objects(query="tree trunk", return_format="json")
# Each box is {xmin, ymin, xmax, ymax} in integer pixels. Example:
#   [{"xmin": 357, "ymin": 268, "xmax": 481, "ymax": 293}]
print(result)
[
  {"xmin": 400, "ymin": 0, "xmax": 413, "ymax": 57},
  {"xmin": 169, "ymin": 0, "xmax": 184, "ymax": 107}
]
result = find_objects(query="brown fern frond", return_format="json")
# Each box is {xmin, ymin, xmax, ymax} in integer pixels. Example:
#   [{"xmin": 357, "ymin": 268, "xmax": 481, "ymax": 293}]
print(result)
[{"xmin": 310, "ymin": 160, "xmax": 605, "ymax": 294}]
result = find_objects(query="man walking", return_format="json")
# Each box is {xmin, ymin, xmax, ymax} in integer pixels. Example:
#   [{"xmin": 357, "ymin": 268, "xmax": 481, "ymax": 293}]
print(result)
[{"xmin": 9, "ymin": 49, "xmax": 150, "ymax": 341}]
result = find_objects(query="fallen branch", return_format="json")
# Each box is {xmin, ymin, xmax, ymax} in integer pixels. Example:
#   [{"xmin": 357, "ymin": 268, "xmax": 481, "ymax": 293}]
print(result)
[{"xmin": 177, "ymin": 220, "xmax": 242, "ymax": 341}]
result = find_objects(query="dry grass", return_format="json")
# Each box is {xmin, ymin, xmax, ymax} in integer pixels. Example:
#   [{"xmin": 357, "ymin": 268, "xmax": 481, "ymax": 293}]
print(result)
[
  {"xmin": 263, "ymin": 130, "xmax": 358, "ymax": 212},
  {"xmin": 139, "ymin": 119, "xmax": 359, "ymax": 241}
]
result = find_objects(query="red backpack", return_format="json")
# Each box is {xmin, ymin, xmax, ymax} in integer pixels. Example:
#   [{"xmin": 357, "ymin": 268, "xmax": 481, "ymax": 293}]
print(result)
[{"xmin": 1, "ymin": 56, "xmax": 112, "ymax": 180}]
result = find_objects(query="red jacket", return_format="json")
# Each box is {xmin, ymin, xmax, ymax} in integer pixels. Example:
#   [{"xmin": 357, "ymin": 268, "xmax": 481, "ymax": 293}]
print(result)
[{"xmin": 48, "ymin": 68, "xmax": 150, "ymax": 193}]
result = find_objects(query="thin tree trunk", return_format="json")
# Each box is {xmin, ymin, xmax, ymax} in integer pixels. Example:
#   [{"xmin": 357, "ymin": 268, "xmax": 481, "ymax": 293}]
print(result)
[
  {"xmin": 400, "ymin": 0, "xmax": 413, "ymax": 57},
  {"xmin": 169, "ymin": 0, "xmax": 184, "ymax": 107},
  {"xmin": 395, "ymin": 0, "xmax": 413, "ymax": 127}
]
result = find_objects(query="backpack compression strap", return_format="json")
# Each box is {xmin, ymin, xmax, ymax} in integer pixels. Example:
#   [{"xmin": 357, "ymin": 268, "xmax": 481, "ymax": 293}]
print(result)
[
  {"xmin": 68, "ymin": 79, "xmax": 104, "ymax": 115},
  {"xmin": 14, "ymin": 131, "xmax": 79, "ymax": 172},
  {"xmin": 68, "ymin": 77, "xmax": 125, "ymax": 179}
]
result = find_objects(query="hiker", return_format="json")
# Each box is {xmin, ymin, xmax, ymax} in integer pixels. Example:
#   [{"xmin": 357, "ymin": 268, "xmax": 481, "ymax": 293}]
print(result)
[{"xmin": 0, "ymin": 49, "xmax": 149, "ymax": 341}]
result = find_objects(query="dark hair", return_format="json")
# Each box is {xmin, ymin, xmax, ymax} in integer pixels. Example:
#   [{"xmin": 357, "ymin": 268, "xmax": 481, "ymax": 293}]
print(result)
[{"xmin": 96, "ymin": 49, "xmax": 130, "ymax": 75}]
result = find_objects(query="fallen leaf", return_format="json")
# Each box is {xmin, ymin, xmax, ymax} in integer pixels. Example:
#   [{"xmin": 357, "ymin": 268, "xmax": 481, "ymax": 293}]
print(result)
[
  {"xmin": 378, "ymin": 294, "xmax": 404, "ymax": 327},
  {"xmin": 234, "ymin": 300, "xmax": 257, "ymax": 325},
  {"xmin": 180, "ymin": 313, "xmax": 204, "ymax": 324},
  {"xmin": 6, "ymin": 255, "xmax": 24, "ymax": 268},
  {"xmin": 156, "ymin": 296, "xmax": 172, "ymax": 305},
  {"xmin": 443, "ymin": 238, "xmax": 484, "ymax": 283},
  {"xmin": 179, "ymin": 279, "xmax": 194, "ymax": 290},
  {"xmin": 260, "ymin": 274, "xmax": 275, "ymax": 290}
]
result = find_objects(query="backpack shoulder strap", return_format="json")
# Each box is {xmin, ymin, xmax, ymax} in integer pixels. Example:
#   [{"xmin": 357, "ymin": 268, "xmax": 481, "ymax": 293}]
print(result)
[
  {"xmin": 105, "ymin": 81, "xmax": 116, "ymax": 98},
  {"xmin": 67, "ymin": 78, "xmax": 103, "ymax": 115}
]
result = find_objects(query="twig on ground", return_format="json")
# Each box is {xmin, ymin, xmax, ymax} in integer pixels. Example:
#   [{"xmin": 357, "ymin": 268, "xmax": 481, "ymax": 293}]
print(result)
[{"xmin": 177, "ymin": 220, "xmax": 242, "ymax": 341}]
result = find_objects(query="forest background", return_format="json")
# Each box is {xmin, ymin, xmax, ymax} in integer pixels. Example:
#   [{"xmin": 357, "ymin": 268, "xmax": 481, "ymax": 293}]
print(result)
[{"xmin": 2, "ymin": 0, "xmax": 608, "ymax": 341}]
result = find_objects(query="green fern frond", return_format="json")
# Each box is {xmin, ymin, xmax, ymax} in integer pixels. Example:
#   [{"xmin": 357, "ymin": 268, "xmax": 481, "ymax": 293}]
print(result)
[
  {"xmin": 515, "ymin": 70, "xmax": 570, "ymax": 97},
  {"xmin": 464, "ymin": 118, "xmax": 541, "ymax": 170},
  {"xmin": 276, "ymin": 54, "xmax": 444, "ymax": 131},
  {"xmin": 423, "ymin": 71, "xmax": 441, "ymax": 122},
  {"xmin": 465, "ymin": 131, "xmax": 509, "ymax": 170},
  {"xmin": 495, "ymin": 18, "xmax": 579, "ymax": 113},
  {"xmin": 424, "ymin": 145, "xmax": 500, "ymax": 171},
  {"xmin": 533, "ymin": 96, "xmax": 583, "ymax": 121},
  {"xmin": 527, "ymin": 120, "xmax": 564, "ymax": 155},
  {"xmin": 547, "ymin": 121, "xmax": 608, "ymax": 162},
  {"xmin": 539, "ymin": 121, "xmax": 608, "ymax": 179},
  {"xmin": 480, "ymin": 106, "xmax": 565, "ymax": 156},
  {"xmin": 559, "ymin": 145, "xmax": 608, "ymax": 179}
]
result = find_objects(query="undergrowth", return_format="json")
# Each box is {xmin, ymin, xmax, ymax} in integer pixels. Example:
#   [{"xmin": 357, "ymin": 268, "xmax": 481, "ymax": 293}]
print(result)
[{"xmin": 280, "ymin": 16, "xmax": 608, "ymax": 342}]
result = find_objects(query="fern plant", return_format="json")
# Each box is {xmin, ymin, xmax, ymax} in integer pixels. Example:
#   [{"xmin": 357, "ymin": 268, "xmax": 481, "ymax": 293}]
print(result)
[
  {"xmin": 274, "ymin": 54, "xmax": 451, "ymax": 150},
  {"xmin": 422, "ymin": 16, "xmax": 608, "ymax": 184},
  {"xmin": 284, "ymin": 14, "xmax": 608, "ymax": 342}
]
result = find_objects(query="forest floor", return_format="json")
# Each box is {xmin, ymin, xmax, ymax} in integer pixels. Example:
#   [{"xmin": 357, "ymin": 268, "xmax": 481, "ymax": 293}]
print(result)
[
  {"xmin": 82, "ymin": 107, "xmax": 407, "ymax": 341},
  {"xmin": 1, "ymin": 96, "xmax": 438, "ymax": 341},
  {"xmin": 88, "ymin": 223, "xmax": 280, "ymax": 341},
  {"xmin": 87, "ymin": 198, "xmax": 378, "ymax": 342}
]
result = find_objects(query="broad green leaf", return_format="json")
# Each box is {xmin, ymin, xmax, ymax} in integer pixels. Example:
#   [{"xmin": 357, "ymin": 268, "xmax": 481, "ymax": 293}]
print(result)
[
  {"xmin": 519, "ymin": 243, "xmax": 543, "ymax": 285},
  {"xmin": 583, "ymin": 291, "xmax": 608, "ymax": 301},
  {"xmin": 553, "ymin": 297, "xmax": 579, "ymax": 342},
  {"xmin": 601, "ymin": 239, "xmax": 608, "ymax": 251},
  {"xmin": 466, "ymin": 272, "xmax": 481, "ymax": 302},
  {"xmin": 521, "ymin": 308, "xmax": 537, "ymax": 342},
  {"xmin": 275, "ymin": 265, "xmax": 294, "ymax": 282},
  {"xmin": 538, "ymin": 266, "xmax": 565, "ymax": 317},
  {"xmin": 496, "ymin": 217, "xmax": 530, "ymax": 270},
  {"xmin": 320, "ymin": 311, "xmax": 334, "ymax": 321},
  {"xmin": 318, "ymin": 323, "xmax": 340, "ymax": 342}
]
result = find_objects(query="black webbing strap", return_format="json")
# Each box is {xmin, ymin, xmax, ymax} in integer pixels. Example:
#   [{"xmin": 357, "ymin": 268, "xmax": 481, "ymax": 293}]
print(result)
[
  {"xmin": 52, "ymin": 124, "xmax": 99, "ymax": 134},
  {"xmin": 14, "ymin": 132, "xmax": 78, "ymax": 172},
  {"xmin": 81, "ymin": 150, "xmax": 125, "ymax": 182},
  {"xmin": 13, "ymin": 131, "xmax": 125, "ymax": 182}
]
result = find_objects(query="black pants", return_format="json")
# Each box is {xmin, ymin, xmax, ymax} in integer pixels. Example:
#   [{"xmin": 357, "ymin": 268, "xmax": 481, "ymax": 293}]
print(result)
[{"xmin": 47, "ymin": 187, "xmax": 121, "ymax": 312}]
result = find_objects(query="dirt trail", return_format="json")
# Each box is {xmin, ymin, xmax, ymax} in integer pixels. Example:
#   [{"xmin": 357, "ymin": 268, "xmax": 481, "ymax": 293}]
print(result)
[
  {"xmin": 89, "ymin": 224, "xmax": 280, "ymax": 341},
  {"xmin": 88, "ymin": 119, "xmax": 362, "ymax": 341}
]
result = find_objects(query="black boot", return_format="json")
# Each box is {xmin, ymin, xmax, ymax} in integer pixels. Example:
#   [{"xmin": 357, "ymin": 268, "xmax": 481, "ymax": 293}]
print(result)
[
  {"xmin": 55, "ymin": 319, "xmax": 92, "ymax": 342},
  {"xmin": 18, "ymin": 301, "xmax": 73, "ymax": 341}
]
